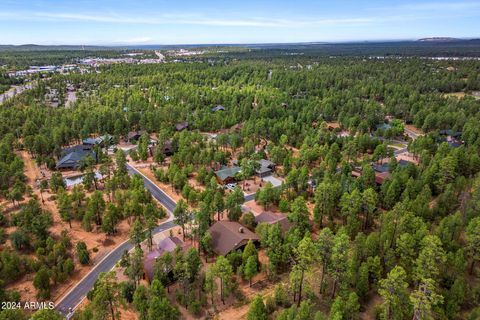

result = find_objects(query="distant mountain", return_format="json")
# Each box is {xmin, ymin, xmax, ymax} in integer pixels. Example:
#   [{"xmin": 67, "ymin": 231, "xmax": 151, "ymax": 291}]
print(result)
[
  {"xmin": 0, "ymin": 44, "xmax": 111, "ymax": 51},
  {"xmin": 418, "ymin": 37, "xmax": 462, "ymax": 42}
]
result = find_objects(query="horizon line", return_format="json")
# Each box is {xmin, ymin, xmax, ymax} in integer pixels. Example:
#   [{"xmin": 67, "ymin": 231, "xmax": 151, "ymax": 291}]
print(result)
[{"xmin": 1, "ymin": 37, "xmax": 479, "ymax": 48}]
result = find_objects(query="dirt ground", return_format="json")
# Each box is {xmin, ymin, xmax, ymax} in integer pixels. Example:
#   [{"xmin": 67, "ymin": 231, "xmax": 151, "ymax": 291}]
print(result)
[
  {"xmin": 4, "ymin": 152, "xmax": 134, "ymax": 304},
  {"xmin": 405, "ymin": 124, "xmax": 424, "ymax": 135}
]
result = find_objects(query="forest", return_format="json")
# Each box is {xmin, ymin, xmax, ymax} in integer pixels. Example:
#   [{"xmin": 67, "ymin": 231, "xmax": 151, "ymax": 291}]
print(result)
[{"xmin": 0, "ymin": 45, "xmax": 479, "ymax": 319}]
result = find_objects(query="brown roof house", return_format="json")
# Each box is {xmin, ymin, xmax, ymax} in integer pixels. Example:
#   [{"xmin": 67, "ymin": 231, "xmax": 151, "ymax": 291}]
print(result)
[
  {"xmin": 126, "ymin": 130, "xmax": 146, "ymax": 143},
  {"xmin": 255, "ymin": 211, "xmax": 291, "ymax": 234},
  {"xmin": 149, "ymin": 139, "xmax": 175, "ymax": 157},
  {"xmin": 143, "ymin": 236, "xmax": 190, "ymax": 283},
  {"xmin": 208, "ymin": 221, "xmax": 259, "ymax": 256}
]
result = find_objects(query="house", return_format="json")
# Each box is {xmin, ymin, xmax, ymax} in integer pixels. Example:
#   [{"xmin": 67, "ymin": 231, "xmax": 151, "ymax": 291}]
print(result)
[
  {"xmin": 56, "ymin": 145, "xmax": 96, "ymax": 170},
  {"xmin": 373, "ymin": 163, "xmax": 390, "ymax": 173},
  {"xmin": 175, "ymin": 121, "xmax": 189, "ymax": 131},
  {"xmin": 211, "ymin": 105, "xmax": 225, "ymax": 112},
  {"xmin": 439, "ymin": 130, "xmax": 463, "ymax": 148},
  {"xmin": 214, "ymin": 166, "xmax": 241, "ymax": 185},
  {"xmin": 143, "ymin": 236, "xmax": 190, "ymax": 283},
  {"xmin": 256, "ymin": 159, "xmax": 276, "ymax": 177},
  {"xmin": 351, "ymin": 166, "xmax": 390, "ymax": 185},
  {"xmin": 149, "ymin": 139, "xmax": 175, "ymax": 157},
  {"xmin": 208, "ymin": 221, "xmax": 259, "ymax": 256},
  {"xmin": 82, "ymin": 134, "xmax": 112, "ymax": 146},
  {"xmin": 398, "ymin": 159, "xmax": 413, "ymax": 168},
  {"xmin": 255, "ymin": 211, "xmax": 291, "ymax": 234},
  {"xmin": 126, "ymin": 130, "xmax": 146, "ymax": 143},
  {"xmin": 439, "ymin": 129, "xmax": 461, "ymax": 137},
  {"xmin": 375, "ymin": 172, "xmax": 391, "ymax": 185},
  {"xmin": 375, "ymin": 123, "xmax": 392, "ymax": 131}
]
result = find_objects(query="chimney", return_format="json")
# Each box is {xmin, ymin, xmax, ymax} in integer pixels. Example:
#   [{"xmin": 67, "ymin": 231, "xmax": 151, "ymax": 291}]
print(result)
[{"xmin": 238, "ymin": 227, "xmax": 244, "ymax": 233}]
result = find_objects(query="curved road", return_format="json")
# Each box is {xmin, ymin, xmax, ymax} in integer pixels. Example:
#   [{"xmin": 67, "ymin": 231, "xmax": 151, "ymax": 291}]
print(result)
[
  {"xmin": 56, "ymin": 164, "xmax": 177, "ymax": 318},
  {"xmin": 55, "ymin": 163, "xmax": 268, "ymax": 318}
]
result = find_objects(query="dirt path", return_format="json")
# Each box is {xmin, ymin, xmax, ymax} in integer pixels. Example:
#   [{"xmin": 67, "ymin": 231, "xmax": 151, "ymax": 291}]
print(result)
[{"xmin": 12, "ymin": 152, "xmax": 133, "ymax": 304}]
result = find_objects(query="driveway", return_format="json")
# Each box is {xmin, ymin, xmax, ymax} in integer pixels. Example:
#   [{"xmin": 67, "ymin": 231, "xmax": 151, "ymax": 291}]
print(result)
[{"xmin": 261, "ymin": 175, "xmax": 282, "ymax": 187}]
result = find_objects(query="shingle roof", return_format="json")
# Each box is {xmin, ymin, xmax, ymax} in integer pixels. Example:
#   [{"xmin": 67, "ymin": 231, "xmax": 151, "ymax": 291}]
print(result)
[
  {"xmin": 255, "ymin": 211, "xmax": 291, "ymax": 234},
  {"xmin": 256, "ymin": 159, "xmax": 275, "ymax": 175},
  {"xmin": 143, "ymin": 236, "xmax": 190, "ymax": 281},
  {"xmin": 56, "ymin": 148, "xmax": 96, "ymax": 169},
  {"xmin": 214, "ymin": 166, "xmax": 241, "ymax": 182},
  {"xmin": 175, "ymin": 121, "xmax": 189, "ymax": 131},
  {"xmin": 127, "ymin": 130, "xmax": 146, "ymax": 141},
  {"xmin": 208, "ymin": 221, "xmax": 259, "ymax": 256}
]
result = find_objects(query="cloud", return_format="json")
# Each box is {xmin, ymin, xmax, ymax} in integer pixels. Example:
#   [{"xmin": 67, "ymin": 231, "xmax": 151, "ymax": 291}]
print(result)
[{"xmin": 0, "ymin": 10, "xmax": 372, "ymax": 28}]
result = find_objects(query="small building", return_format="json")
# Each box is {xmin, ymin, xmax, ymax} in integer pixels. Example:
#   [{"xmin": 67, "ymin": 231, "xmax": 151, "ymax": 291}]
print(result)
[
  {"xmin": 126, "ymin": 130, "xmax": 146, "ymax": 143},
  {"xmin": 211, "ymin": 105, "xmax": 225, "ymax": 112},
  {"xmin": 208, "ymin": 221, "xmax": 259, "ymax": 256},
  {"xmin": 214, "ymin": 166, "xmax": 241, "ymax": 185},
  {"xmin": 439, "ymin": 129, "xmax": 462, "ymax": 138},
  {"xmin": 175, "ymin": 121, "xmax": 189, "ymax": 131},
  {"xmin": 56, "ymin": 145, "xmax": 96, "ymax": 170},
  {"xmin": 398, "ymin": 159, "xmax": 413, "ymax": 168},
  {"xmin": 256, "ymin": 159, "xmax": 276, "ymax": 177},
  {"xmin": 149, "ymin": 139, "xmax": 175, "ymax": 157},
  {"xmin": 82, "ymin": 134, "xmax": 112, "ymax": 146},
  {"xmin": 375, "ymin": 171, "xmax": 391, "ymax": 185},
  {"xmin": 143, "ymin": 236, "xmax": 190, "ymax": 283},
  {"xmin": 255, "ymin": 211, "xmax": 291, "ymax": 234},
  {"xmin": 375, "ymin": 123, "xmax": 392, "ymax": 131}
]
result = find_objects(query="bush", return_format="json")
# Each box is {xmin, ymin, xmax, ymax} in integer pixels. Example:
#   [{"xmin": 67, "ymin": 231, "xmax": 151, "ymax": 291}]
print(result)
[
  {"xmin": 76, "ymin": 241, "xmax": 90, "ymax": 265},
  {"xmin": 9, "ymin": 230, "xmax": 30, "ymax": 250},
  {"xmin": 188, "ymin": 300, "xmax": 202, "ymax": 316},
  {"xmin": 121, "ymin": 281, "xmax": 135, "ymax": 303},
  {"xmin": 265, "ymin": 296, "xmax": 276, "ymax": 314},
  {"xmin": 273, "ymin": 284, "xmax": 290, "ymax": 307}
]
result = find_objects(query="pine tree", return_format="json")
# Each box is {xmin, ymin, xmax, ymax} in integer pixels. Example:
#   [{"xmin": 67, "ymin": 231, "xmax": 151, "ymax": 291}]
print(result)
[{"xmin": 247, "ymin": 295, "xmax": 268, "ymax": 320}]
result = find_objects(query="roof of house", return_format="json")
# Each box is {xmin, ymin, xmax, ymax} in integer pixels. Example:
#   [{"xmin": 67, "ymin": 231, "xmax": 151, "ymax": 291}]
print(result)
[
  {"xmin": 61, "ymin": 144, "xmax": 93, "ymax": 157},
  {"xmin": 256, "ymin": 159, "xmax": 275, "ymax": 175},
  {"xmin": 83, "ymin": 134, "xmax": 112, "ymax": 145},
  {"xmin": 398, "ymin": 159, "xmax": 413, "ymax": 167},
  {"xmin": 143, "ymin": 236, "xmax": 189, "ymax": 281},
  {"xmin": 56, "ymin": 147, "xmax": 96, "ymax": 169},
  {"xmin": 127, "ymin": 130, "xmax": 146, "ymax": 141},
  {"xmin": 214, "ymin": 166, "xmax": 241, "ymax": 182},
  {"xmin": 208, "ymin": 221, "xmax": 259, "ymax": 256},
  {"xmin": 175, "ymin": 121, "xmax": 189, "ymax": 131},
  {"xmin": 373, "ymin": 163, "xmax": 390, "ymax": 173},
  {"xmin": 255, "ymin": 211, "xmax": 291, "ymax": 233},
  {"xmin": 448, "ymin": 140, "xmax": 462, "ymax": 148},
  {"xmin": 439, "ymin": 129, "xmax": 462, "ymax": 137},
  {"xmin": 375, "ymin": 123, "xmax": 392, "ymax": 130},
  {"xmin": 211, "ymin": 105, "xmax": 225, "ymax": 112},
  {"xmin": 375, "ymin": 171, "xmax": 391, "ymax": 184}
]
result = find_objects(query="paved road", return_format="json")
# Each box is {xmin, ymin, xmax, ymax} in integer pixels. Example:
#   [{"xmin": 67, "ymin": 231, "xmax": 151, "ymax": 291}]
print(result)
[
  {"xmin": 55, "ymin": 164, "xmax": 276, "ymax": 318},
  {"xmin": 0, "ymin": 82, "xmax": 35, "ymax": 105},
  {"xmin": 56, "ymin": 164, "xmax": 177, "ymax": 318}
]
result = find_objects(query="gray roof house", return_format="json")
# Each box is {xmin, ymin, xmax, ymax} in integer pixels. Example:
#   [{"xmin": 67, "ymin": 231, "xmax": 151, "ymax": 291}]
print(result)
[
  {"xmin": 256, "ymin": 159, "xmax": 276, "ymax": 177},
  {"xmin": 82, "ymin": 134, "xmax": 112, "ymax": 146},
  {"xmin": 211, "ymin": 105, "xmax": 225, "ymax": 112},
  {"xmin": 57, "ymin": 145, "xmax": 96, "ymax": 170},
  {"xmin": 175, "ymin": 121, "xmax": 189, "ymax": 131}
]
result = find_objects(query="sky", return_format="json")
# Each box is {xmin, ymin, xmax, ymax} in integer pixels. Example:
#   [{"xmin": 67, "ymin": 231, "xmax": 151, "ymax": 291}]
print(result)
[{"xmin": 0, "ymin": 0, "xmax": 479, "ymax": 45}]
